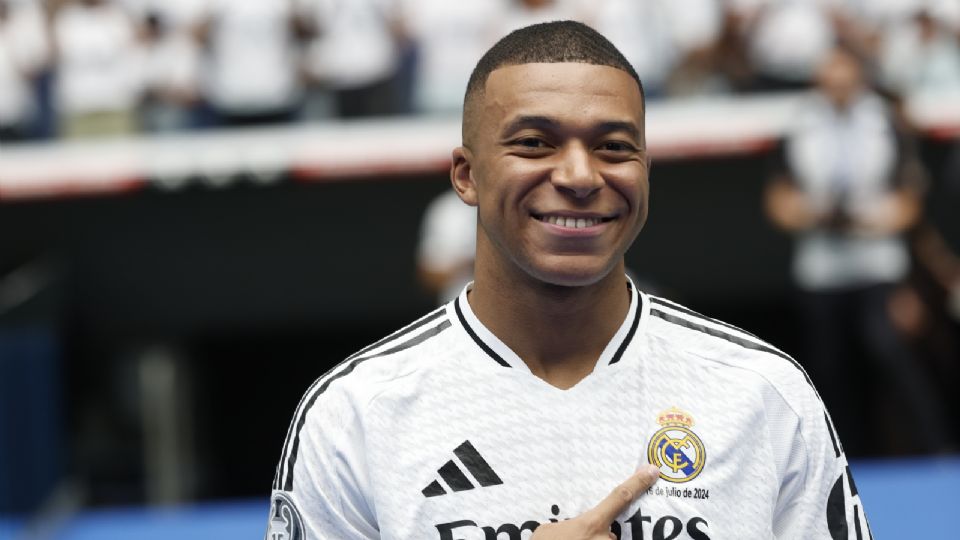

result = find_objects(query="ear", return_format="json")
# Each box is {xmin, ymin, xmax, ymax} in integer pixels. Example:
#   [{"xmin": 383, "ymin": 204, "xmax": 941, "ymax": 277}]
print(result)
[{"xmin": 450, "ymin": 146, "xmax": 478, "ymax": 206}]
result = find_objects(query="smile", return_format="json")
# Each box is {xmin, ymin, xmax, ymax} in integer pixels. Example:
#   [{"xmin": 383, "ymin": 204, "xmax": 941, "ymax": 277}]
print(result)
[{"xmin": 533, "ymin": 214, "xmax": 614, "ymax": 229}]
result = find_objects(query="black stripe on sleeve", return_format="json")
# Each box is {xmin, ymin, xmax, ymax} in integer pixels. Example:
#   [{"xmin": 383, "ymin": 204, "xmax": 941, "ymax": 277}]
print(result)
[
  {"xmin": 454, "ymin": 440, "xmax": 503, "ymax": 487},
  {"xmin": 854, "ymin": 505, "xmax": 863, "ymax": 540},
  {"xmin": 826, "ymin": 413, "xmax": 841, "ymax": 458},
  {"xmin": 454, "ymin": 296, "xmax": 510, "ymax": 368},
  {"xmin": 650, "ymin": 307, "xmax": 814, "ymax": 388},
  {"xmin": 650, "ymin": 296, "xmax": 761, "ymax": 341},
  {"xmin": 845, "ymin": 465, "xmax": 858, "ymax": 496},
  {"xmin": 346, "ymin": 307, "xmax": 445, "ymax": 361},
  {"xmin": 358, "ymin": 320, "xmax": 452, "ymax": 361},
  {"xmin": 282, "ymin": 319, "xmax": 451, "ymax": 491},
  {"xmin": 273, "ymin": 307, "xmax": 445, "ymax": 489}
]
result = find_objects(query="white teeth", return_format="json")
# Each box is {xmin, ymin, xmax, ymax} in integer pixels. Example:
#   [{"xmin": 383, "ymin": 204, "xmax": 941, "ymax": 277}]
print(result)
[{"xmin": 540, "ymin": 215, "xmax": 601, "ymax": 228}]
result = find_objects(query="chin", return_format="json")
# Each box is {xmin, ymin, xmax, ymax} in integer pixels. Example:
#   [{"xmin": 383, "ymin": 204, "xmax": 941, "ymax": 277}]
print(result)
[{"xmin": 523, "ymin": 257, "xmax": 618, "ymax": 288}]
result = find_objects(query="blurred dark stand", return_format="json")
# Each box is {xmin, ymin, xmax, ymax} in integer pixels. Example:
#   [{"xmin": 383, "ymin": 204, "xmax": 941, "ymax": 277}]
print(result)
[
  {"xmin": 0, "ymin": 137, "xmax": 957, "ymax": 511},
  {"xmin": 0, "ymin": 258, "xmax": 64, "ymax": 514}
]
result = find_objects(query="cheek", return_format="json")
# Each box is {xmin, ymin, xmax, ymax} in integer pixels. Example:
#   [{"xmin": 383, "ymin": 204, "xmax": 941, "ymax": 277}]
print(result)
[
  {"xmin": 607, "ymin": 171, "xmax": 647, "ymax": 210},
  {"xmin": 481, "ymin": 161, "xmax": 545, "ymax": 205}
]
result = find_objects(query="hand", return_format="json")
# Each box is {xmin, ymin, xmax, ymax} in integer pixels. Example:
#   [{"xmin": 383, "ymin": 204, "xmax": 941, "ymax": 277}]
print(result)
[
  {"xmin": 847, "ymin": 190, "xmax": 921, "ymax": 237},
  {"xmin": 764, "ymin": 178, "xmax": 823, "ymax": 233},
  {"xmin": 531, "ymin": 465, "xmax": 660, "ymax": 539}
]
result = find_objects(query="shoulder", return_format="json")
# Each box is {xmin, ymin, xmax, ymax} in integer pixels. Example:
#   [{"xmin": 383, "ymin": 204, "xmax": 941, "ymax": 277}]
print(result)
[
  {"xmin": 272, "ymin": 305, "xmax": 455, "ymax": 491},
  {"xmin": 644, "ymin": 293, "xmax": 840, "ymax": 449},
  {"xmin": 306, "ymin": 305, "xmax": 455, "ymax": 406},
  {"xmin": 791, "ymin": 92, "xmax": 831, "ymax": 129},
  {"xmin": 645, "ymin": 294, "xmax": 815, "ymax": 399}
]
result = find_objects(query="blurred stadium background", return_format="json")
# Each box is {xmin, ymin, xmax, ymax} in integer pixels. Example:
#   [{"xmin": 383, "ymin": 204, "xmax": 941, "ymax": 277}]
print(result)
[{"xmin": 1, "ymin": 0, "xmax": 959, "ymax": 538}]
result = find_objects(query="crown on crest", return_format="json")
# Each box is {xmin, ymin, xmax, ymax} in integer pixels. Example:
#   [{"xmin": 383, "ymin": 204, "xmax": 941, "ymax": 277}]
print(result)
[{"xmin": 657, "ymin": 407, "xmax": 695, "ymax": 428}]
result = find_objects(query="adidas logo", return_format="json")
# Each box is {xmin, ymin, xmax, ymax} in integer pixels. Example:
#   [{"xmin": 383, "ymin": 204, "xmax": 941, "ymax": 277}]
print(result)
[{"xmin": 422, "ymin": 440, "xmax": 503, "ymax": 497}]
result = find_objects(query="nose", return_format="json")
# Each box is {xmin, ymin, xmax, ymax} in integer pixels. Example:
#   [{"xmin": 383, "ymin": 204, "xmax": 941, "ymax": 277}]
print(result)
[{"xmin": 551, "ymin": 142, "xmax": 603, "ymax": 198}]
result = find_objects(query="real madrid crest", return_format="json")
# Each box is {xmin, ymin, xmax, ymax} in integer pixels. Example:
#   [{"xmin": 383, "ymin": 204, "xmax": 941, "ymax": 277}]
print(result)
[{"xmin": 647, "ymin": 407, "xmax": 706, "ymax": 483}]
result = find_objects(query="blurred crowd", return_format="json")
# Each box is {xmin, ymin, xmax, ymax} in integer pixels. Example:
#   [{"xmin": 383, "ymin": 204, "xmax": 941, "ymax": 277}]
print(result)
[
  {"xmin": 2, "ymin": 0, "xmax": 960, "ymax": 520},
  {"xmin": 1, "ymin": 0, "xmax": 960, "ymax": 142}
]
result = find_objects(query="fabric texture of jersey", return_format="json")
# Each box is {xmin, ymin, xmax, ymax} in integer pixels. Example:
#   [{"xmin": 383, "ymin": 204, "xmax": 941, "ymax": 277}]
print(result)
[{"xmin": 267, "ymin": 278, "xmax": 870, "ymax": 539}]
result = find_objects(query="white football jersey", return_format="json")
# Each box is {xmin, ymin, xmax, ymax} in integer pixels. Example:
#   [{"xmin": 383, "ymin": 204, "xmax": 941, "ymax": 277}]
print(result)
[{"xmin": 267, "ymin": 279, "xmax": 871, "ymax": 539}]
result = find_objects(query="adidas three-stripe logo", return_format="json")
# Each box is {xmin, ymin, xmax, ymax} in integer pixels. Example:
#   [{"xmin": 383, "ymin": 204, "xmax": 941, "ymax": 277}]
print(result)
[{"xmin": 422, "ymin": 440, "xmax": 503, "ymax": 497}]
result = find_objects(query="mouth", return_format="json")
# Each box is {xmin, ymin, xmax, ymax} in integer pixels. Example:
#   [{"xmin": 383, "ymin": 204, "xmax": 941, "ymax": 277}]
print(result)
[{"xmin": 531, "ymin": 213, "xmax": 615, "ymax": 229}]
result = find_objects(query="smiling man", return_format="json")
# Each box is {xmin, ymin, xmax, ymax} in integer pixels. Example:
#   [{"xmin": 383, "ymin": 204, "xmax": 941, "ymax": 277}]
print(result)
[{"xmin": 267, "ymin": 21, "xmax": 869, "ymax": 540}]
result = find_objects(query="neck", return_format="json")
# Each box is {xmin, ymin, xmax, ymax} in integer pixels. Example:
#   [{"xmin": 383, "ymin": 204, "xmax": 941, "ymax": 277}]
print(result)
[{"xmin": 468, "ymin": 258, "xmax": 631, "ymax": 389}]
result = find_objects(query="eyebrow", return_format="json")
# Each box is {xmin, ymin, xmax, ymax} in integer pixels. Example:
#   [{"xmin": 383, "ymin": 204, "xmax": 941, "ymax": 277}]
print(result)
[{"xmin": 500, "ymin": 115, "xmax": 643, "ymax": 145}]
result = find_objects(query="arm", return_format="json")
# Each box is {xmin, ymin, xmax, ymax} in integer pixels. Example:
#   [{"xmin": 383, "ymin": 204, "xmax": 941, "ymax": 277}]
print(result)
[
  {"xmin": 847, "ymin": 102, "xmax": 926, "ymax": 238},
  {"xmin": 763, "ymin": 137, "xmax": 832, "ymax": 234},
  {"xmin": 769, "ymin": 381, "xmax": 871, "ymax": 539},
  {"xmin": 267, "ymin": 380, "xmax": 379, "ymax": 539},
  {"xmin": 914, "ymin": 225, "xmax": 960, "ymax": 291}
]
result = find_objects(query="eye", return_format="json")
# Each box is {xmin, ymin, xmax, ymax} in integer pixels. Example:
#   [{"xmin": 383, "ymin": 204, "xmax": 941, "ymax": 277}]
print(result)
[
  {"xmin": 514, "ymin": 137, "xmax": 547, "ymax": 149},
  {"xmin": 598, "ymin": 141, "xmax": 635, "ymax": 153}
]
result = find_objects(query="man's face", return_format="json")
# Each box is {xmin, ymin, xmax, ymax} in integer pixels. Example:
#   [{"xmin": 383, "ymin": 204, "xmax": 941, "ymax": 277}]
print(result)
[
  {"xmin": 453, "ymin": 63, "xmax": 649, "ymax": 287},
  {"xmin": 817, "ymin": 50, "xmax": 862, "ymax": 109}
]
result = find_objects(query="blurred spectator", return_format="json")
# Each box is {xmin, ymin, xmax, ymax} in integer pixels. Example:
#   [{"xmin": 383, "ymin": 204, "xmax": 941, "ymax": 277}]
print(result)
[
  {"xmin": 196, "ymin": 0, "xmax": 302, "ymax": 127},
  {"xmin": 577, "ymin": 0, "xmax": 678, "ymax": 99},
  {"xmin": 417, "ymin": 189, "xmax": 476, "ymax": 304},
  {"xmin": 497, "ymin": 0, "xmax": 580, "ymax": 37},
  {"xmin": 126, "ymin": 0, "xmax": 204, "ymax": 132},
  {"xmin": 660, "ymin": 0, "xmax": 752, "ymax": 97},
  {"xmin": 676, "ymin": 2, "xmax": 757, "ymax": 95},
  {"xmin": 398, "ymin": 0, "xmax": 506, "ymax": 114},
  {"xmin": 50, "ymin": 0, "xmax": 143, "ymax": 138},
  {"xmin": 0, "ymin": 0, "xmax": 49, "ymax": 142},
  {"xmin": 137, "ymin": 11, "xmax": 200, "ymax": 132},
  {"xmin": 743, "ymin": 0, "xmax": 837, "ymax": 91},
  {"xmin": 295, "ymin": 0, "xmax": 404, "ymax": 119},
  {"xmin": 124, "ymin": 0, "xmax": 206, "ymax": 29},
  {"xmin": 764, "ymin": 47, "xmax": 951, "ymax": 454},
  {"xmin": 879, "ymin": 8, "xmax": 960, "ymax": 95}
]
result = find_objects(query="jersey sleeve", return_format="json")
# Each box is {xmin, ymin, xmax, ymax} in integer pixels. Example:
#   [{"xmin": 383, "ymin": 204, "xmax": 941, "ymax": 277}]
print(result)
[
  {"xmin": 266, "ymin": 378, "xmax": 379, "ymax": 539},
  {"xmin": 767, "ymin": 374, "xmax": 872, "ymax": 539}
]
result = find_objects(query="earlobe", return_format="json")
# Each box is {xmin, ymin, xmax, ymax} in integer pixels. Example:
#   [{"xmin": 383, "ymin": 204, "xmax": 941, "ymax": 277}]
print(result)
[{"xmin": 450, "ymin": 146, "xmax": 479, "ymax": 206}]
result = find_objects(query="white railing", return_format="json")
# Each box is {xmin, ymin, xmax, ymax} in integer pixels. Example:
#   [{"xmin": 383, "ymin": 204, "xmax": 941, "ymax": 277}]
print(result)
[{"xmin": 1, "ymin": 91, "xmax": 957, "ymax": 201}]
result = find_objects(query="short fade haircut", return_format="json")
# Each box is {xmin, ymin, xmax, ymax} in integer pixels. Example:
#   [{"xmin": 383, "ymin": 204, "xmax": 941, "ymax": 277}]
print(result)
[{"xmin": 462, "ymin": 20, "xmax": 645, "ymax": 141}]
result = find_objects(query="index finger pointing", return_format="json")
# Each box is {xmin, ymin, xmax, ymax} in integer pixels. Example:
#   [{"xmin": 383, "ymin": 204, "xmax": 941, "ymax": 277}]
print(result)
[{"xmin": 588, "ymin": 465, "xmax": 660, "ymax": 527}]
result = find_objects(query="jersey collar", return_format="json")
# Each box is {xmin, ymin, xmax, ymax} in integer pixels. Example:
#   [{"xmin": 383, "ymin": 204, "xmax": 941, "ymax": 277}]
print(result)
[{"xmin": 448, "ymin": 276, "xmax": 646, "ymax": 373}]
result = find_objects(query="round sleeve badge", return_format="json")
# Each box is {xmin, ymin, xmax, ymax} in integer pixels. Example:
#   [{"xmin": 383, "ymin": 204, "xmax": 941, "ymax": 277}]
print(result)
[
  {"xmin": 647, "ymin": 407, "xmax": 706, "ymax": 483},
  {"xmin": 266, "ymin": 491, "xmax": 305, "ymax": 540}
]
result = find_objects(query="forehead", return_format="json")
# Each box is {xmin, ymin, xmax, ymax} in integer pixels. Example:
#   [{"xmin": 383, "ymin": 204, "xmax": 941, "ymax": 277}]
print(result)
[{"xmin": 481, "ymin": 63, "xmax": 644, "ymax": 129}]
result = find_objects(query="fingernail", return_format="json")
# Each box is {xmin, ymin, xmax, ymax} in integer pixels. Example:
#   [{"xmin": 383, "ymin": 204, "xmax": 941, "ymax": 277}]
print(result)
[{"xmin": 644, "ymin": 464, "xmax": 660, "ymax": 480}]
